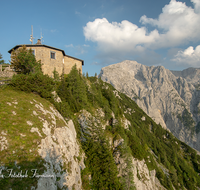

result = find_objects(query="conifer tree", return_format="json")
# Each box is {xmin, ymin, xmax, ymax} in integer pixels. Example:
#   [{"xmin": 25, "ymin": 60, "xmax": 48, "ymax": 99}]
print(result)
[
  {"xmin": 53, "ymin": 68, "xmax": 60, "ymax": 81},
  {"xmin": 58, "ymin": 65, "xmax": 88, "ymax": 112},
  {"xmin": 0, "ymin": 53, "xmax": 5, "ymax": 64},
  {"xmin": 10, "ymin": 45, "xmax": 42, "ymax": 74}
]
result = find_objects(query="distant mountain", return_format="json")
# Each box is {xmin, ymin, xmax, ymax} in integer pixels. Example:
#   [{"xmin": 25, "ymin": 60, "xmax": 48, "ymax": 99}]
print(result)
[
  {"xmin": 99, "ymin": 60, "xmax": 200, "ymax": 152},
  {"xmin": 171, "ymin": 67, "xmax": 200, "ymax": 85}
]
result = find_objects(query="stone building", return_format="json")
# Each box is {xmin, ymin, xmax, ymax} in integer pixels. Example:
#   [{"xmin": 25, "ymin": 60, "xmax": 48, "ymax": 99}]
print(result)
[{"xmin": 8, "ymin": 39, "xmax": 84, "ymax": 77}]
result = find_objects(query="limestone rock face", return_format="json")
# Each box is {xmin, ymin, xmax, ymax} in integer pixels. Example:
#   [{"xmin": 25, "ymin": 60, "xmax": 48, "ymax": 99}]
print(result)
[
  {"xmin": 171, "ymin": 67, "xmax": 200, "ymax": 85},
  {"xmin": 99, "ymin": 60, "xmax": 200, "ymax": 151},
  {"xmin": 35, "ymin": 102, "xmax": 84, "ymax": 190},
  {"xmin": 112, "ymin": 139, "xmax": 166, "ymax": 190},
  {"xmin": 132, "ymin": 159, "xmax": 166, "ymax": 190}
]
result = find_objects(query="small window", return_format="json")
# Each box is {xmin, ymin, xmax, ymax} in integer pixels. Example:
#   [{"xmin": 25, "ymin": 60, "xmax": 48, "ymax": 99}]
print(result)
[
  {"xmin": 31, "ymin": 49, "xmax": 35, "ymax": 55},
  {"xmin": 50, "ymin": 51, "xmax": 56, "ymax": 59}
]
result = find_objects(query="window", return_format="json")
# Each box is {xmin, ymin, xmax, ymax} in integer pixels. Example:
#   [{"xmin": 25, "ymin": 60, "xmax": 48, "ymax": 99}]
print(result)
[
  {"xmin": 50, "ymin": 51, "xmax": 56, "ymax": 59},
  {"xmin": 31, "ymin": 49, "xmax": 35, "ymax": 55}
]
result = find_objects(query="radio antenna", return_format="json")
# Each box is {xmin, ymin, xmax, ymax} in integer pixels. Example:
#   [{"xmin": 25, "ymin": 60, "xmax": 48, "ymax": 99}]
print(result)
[
  {"xmin": 40, "ymin": 29, "xmax": 44, "ymax": 44},
  {"xmin": 30, "ymin": 25, "xmax": 34, "ymax": 44}
]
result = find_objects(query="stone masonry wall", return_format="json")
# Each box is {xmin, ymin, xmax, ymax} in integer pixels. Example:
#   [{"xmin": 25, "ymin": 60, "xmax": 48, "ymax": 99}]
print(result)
[
  {"xmin": 0, "ymin": 65, "xmax": 16, "ymax": 78},
  {"xmin": 64, "ymin": 56, "xmax": 82, "ymax": 74},
  {"xmin": 27, "ymin": 47, "xmax": 82, "ymax": 77},
  {"xmin": 32, "ymin": 46, "xmax": 64, "ymax": 77},
  {"xmin": 0, "ymin": 71, "xmax": 15, "ymax": 78}
]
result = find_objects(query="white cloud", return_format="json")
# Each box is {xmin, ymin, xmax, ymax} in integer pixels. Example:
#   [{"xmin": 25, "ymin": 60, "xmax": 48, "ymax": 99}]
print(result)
[
  {"xmin": 83, "ymin": 44, "xmax": 90, "ymax": 47},
  {"xmin": 171, "ymin": 45, "xmax": 200, "ymax": 66},
  {"xmin": 65, "ymin": 44, "xmax": 89, "ymax": 55},
  {"xmin": 84, "ymin": 18, "xmax": 159, "ymax": 54},
  {"xmin": 75, "ymin": 45, "xmax": 87, "ymax": 54},
  {"xmin": 75, "ymin": 11, "xmax": 81, "ymax": 15},
  {"xmin": 83, "ymin": 0, "xmax": 200, "ymax": 65},
  {"xmin": 140, "ymin": 0, "xmax": 200, "ymax": 48},
  {"xmin": 65, "ymin": 44, "xmax": 74, "ymax": 48},
  {"xmin": 192, "ymin": 0, "xmax": 200, "ymax": 13},
  {"xmin": 50, "ymin": 29, "xmax": 57, "ymax": 33}
]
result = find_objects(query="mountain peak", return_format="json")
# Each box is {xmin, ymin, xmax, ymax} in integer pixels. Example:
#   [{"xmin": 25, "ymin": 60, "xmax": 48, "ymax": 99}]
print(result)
[{"xmin": 99, "ymin": 60, "xmax": 200, "ymax": 152}]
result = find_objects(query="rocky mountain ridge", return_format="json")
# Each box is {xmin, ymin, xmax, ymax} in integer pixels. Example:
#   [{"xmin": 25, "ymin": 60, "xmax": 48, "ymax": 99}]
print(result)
[
  {"xmin": 171, "ymin": 67, "xmax": 200, "ymax": 85},
  {"xmin": 99, "ymin": 60, "xmax": 200, "ymax": 152}
]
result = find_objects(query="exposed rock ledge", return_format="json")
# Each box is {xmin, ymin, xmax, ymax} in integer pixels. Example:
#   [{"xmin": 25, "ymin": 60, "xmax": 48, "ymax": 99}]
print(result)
[{"xmin": 33, "ymin": 101, "xmax": 85, "ymax": 190}]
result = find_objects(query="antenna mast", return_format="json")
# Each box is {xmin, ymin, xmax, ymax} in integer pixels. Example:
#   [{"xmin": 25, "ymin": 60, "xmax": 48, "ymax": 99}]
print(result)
[
  {"xmin": 30, "ymin": 25, "xmax": 34, "ymax": 44},
  {"xmin": 40, "ymin": 30, "xmax": 44, "ymax": 44}
]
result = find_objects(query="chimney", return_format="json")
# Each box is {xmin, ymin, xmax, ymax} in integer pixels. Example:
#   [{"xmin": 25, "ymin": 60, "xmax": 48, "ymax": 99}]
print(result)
[{"xmin": 36, "ymin": 39, "xmax": 41, "ymax": 45}]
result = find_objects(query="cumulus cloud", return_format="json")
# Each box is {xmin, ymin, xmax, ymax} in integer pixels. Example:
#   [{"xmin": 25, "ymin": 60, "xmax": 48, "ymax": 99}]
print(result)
[
  {"xmin": 192, "ymin": 0, "xmax": 200, "ymax": 13},
  {"xmin": 83, "ymin": 0, "xmax": 200, "ymax": 65},
  {"xmin": 171, "ymin": 45, "xmax": 200, "ymax": 66},
  {"xmin": 84, "ymin": 18, "xmax": 159, "ymax": 54},
  {"xmin": 140, "ymin": 0, "xmax": 200, "ymax": 48}
]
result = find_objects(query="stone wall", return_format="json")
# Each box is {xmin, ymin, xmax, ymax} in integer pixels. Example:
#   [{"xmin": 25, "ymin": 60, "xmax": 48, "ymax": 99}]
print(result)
[
  {"xmin": 0, "ymin": 71, "xmax": 15, "ymax": 78},
  {"xmin": 30, "ymin": 46, "xmax": 64, "ymax": 77},
  {"xmin": 64, "ymin": 56, "xmax": 82, "ymax": 74},
  {"xmin": 26, "ymin": 46, "xmax": 82, "ymax": 77},
  {"xmin": 0, "ymin": 65, "xmax": 16, "ymax": 78}
]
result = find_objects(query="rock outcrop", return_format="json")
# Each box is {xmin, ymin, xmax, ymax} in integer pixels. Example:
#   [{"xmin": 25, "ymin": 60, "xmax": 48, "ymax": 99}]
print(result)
[
  {"xmin": 34, "ymin": 101, "xmax": 84, "ymax": 190},
  {"xmin": 132, "ymin": 159, "xmax": 166, "ymax": 190},
  {"xmin": 0, "ymin": 89, "xmax": 84, "ymax": 190},
  {"xmin": 99, "ymin": 60, "xmax": 200, "ymax": 151},
  {"xmin": 78, "ymin": 108, "xmax": 167, "ymax": 190}
]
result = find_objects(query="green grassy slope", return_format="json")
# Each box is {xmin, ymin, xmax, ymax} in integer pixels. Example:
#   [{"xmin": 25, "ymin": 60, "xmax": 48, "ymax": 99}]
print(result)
[{"xmin": 0, "ymin": 88, "xmax": 67, "ymax": 189}]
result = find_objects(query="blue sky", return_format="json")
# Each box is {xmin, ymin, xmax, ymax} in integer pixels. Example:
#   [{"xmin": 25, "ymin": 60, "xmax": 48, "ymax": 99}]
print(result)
[{"xmin": 0, "ymin": 0, "xmax": 200, "ymax": 76}]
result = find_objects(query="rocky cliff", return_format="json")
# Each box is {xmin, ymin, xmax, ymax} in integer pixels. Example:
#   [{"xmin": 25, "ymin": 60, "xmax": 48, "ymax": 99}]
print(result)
[
  {"xmin": 99, "ymin": 60, "xmax": 200, "ymax": 152},
  {"xmin": 171, "ymin": 67, "xmax": 200, "ymax": 85}
]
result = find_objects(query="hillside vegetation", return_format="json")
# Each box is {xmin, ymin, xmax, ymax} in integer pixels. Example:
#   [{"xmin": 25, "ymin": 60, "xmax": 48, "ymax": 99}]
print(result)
[{"xmin": 0, "ymin": 66, "xmax": 200, "ymax": 189}]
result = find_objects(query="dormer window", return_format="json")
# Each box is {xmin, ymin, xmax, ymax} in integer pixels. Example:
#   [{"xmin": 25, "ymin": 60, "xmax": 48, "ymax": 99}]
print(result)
[{"xmin": 50, "ymin": 51, "xmax": 56, "ymax": 59}]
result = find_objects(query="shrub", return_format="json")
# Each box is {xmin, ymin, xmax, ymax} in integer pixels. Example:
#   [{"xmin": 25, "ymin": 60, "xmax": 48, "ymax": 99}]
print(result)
[{"xmin": 10, "ymin": 72, "xmax": 55, "ymax": 99}]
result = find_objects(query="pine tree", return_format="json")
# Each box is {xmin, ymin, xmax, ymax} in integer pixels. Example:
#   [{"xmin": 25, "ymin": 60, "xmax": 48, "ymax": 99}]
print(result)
[
  {"xmin": 83, "ymin": 136, "xmax": 121, "ymax": 190},
  {"xmin": 53, "ymin": 67, "xmax": 60, "ymax": 81},
  {"xmin": 58, "ymin": 65, "xmax": 88, "ymax": 112},
  {"xmin": 0, "ymin": 53, "xmax": 5, "ymax": 64}
]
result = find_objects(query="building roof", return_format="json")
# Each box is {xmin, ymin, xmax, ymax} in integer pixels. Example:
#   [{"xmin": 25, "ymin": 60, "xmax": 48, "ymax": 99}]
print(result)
[{"xmin": 8, "ymin": 44, "xmax": 84, "ymax": 65}]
